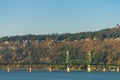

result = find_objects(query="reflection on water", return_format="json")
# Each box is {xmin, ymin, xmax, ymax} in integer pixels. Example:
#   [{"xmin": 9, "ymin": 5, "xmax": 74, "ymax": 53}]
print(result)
[{"xmin": 0, "ymin": 70, "xmax": 120, "ymax": 80}]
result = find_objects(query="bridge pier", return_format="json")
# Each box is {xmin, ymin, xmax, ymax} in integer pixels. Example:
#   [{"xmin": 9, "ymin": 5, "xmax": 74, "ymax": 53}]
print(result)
[
  {"xmin": 48, "ymin": 67, "xmax": 52, "ymax": 72},
  {"xmin": 87, "ymin": 65, "xmax": 91, "ymax": 72}
]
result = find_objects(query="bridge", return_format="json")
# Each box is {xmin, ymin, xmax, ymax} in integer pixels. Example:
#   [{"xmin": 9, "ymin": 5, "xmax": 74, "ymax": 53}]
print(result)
[{"xmin": 0, "ymin": 50, "xmax": 119, "ymax": 72}]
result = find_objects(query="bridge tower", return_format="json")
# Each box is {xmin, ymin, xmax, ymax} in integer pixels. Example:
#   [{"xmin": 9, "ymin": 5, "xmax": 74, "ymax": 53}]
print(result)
[
  {"xmin": 66, "ymin": 50, "xmax": 70, "ymax": 72},
  {"xmin": 87, "ymin": 51, "xmax": 92, "ymax": 72},
  {"xmin": 88, "ymin": 51, "xmax": 92, "ymax": 64},
  {"xmin": 66, "ymin": 50, "xmax": 69, "ymax": 64}
]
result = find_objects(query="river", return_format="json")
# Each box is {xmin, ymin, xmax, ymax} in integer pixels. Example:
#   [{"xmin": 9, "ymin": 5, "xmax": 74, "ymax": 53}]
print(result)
[{"xmin": 0, "ymin": 70, "xmax": 119, "ymax": 80}]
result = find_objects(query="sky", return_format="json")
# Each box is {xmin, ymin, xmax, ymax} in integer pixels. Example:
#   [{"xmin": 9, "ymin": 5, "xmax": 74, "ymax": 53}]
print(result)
[{"xmin": 0, "ymin": 0, "xmax": 120, "ymax": 37}]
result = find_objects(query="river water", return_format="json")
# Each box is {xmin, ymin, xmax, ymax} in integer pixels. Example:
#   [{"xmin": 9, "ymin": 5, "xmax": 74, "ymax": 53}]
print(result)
[{"xmin": 0, "ymin": 70, "xmax": 119, "ymax": 80}]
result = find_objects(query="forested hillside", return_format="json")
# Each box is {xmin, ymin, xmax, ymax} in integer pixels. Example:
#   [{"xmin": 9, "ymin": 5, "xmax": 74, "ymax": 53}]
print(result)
[{"xmin": 0, "ymin": 27, "xmax": 120, "ymax": 65}]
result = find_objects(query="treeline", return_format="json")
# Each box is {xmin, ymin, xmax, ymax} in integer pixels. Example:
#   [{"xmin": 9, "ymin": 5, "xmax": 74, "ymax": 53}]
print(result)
[
  {"xmin": 0, "ymin": 27, "xmax": 120, "ymax": 65},
  {"xmin": 1, "ymin": 27, "xmax": 120, "ymax": 42}
]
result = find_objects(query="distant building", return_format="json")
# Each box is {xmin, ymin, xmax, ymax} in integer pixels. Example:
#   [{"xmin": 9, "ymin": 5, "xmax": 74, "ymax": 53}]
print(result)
[{"xmin": 85, "ymin": 38, "xmax": 90, "ymax": 41}]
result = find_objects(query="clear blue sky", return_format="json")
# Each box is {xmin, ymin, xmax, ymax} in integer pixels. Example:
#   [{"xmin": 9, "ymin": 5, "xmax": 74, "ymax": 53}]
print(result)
[{"xmin": 0, "ymin": 0, "xmax": 120, "ymax": 37}]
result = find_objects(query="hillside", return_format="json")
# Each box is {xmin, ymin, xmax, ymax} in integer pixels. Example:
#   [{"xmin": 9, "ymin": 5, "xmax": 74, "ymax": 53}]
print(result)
[{"xmin": 0, "ymin": 27, "xmax": 120, "ymax": 65}]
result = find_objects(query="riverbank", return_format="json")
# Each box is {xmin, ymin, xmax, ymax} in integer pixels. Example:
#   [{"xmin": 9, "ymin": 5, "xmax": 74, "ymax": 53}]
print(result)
[{"xmin": 0, "ymin": 64, "xmax": 119, "ymax": 72}]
